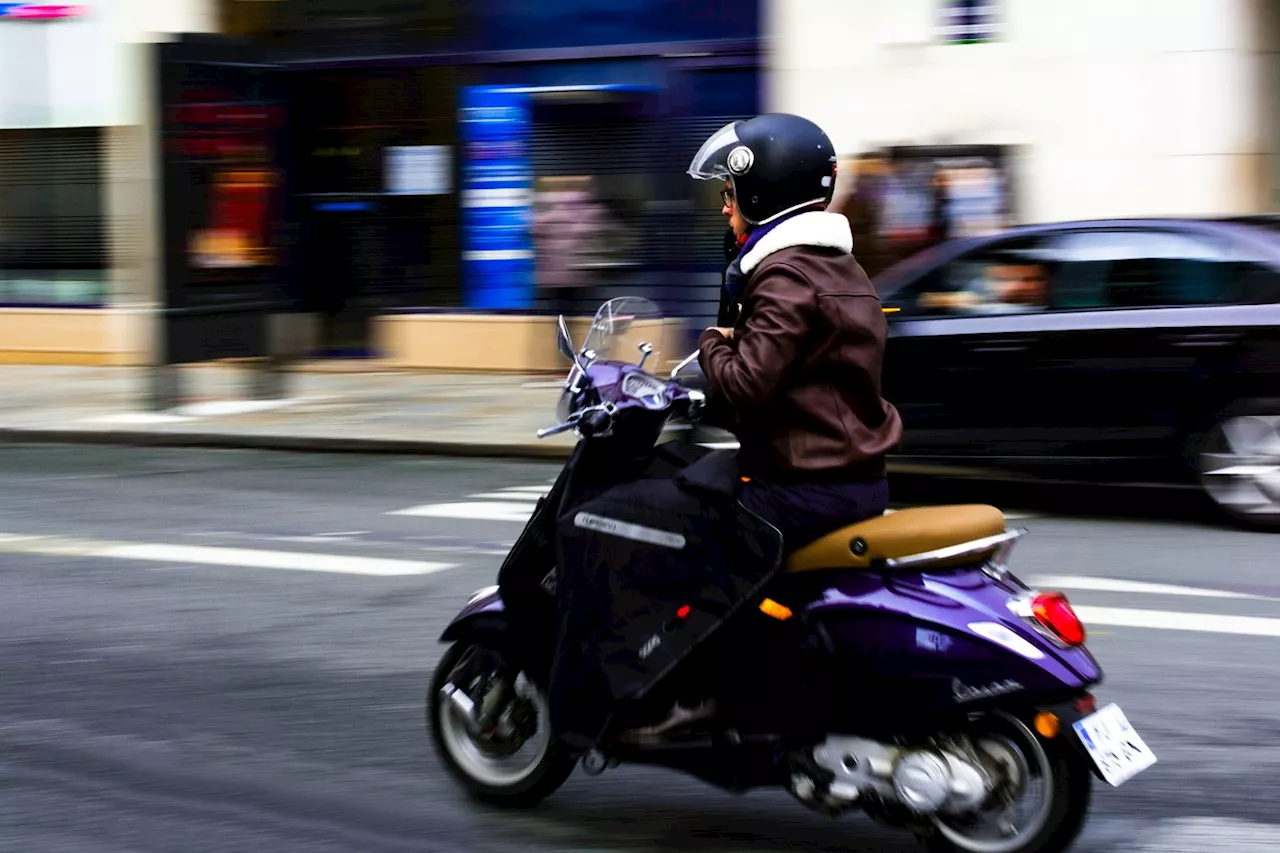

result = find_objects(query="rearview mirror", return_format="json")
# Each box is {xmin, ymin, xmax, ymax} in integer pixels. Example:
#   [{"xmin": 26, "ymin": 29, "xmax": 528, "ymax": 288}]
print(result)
[{"xmin": 556, "ymin": 315, "xmax": 575, "ymax": 362}]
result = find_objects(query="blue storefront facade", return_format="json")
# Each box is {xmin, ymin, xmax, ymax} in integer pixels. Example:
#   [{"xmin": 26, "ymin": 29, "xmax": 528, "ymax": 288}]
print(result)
[{"xmin": 225, "ymin": 0, "xmax": 761, "ymax": 351}]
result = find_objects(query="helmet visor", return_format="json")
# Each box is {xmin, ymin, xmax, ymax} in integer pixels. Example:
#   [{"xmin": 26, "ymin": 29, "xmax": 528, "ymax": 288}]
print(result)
[{"xmin": 687, "ymin": 121, "xmax": 743, "ymax": 180}]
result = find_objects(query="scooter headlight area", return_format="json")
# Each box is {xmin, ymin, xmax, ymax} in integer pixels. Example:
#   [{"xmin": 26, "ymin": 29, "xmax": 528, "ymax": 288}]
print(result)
[{"xmin": 429, "ymin": 296, "xmax": 1158, "ymax": 853}]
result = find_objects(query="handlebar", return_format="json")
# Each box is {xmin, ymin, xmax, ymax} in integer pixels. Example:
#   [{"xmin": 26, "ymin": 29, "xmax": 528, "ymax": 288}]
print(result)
[
  {"xmin": 537, "ymin": 353, "xmax": 710, "ymax": 441},
  {"xmin": 536, "ymin": 404, "xmax": 616, "ymax": 440},
  {"xmin": 536, "ymin": 421, "xmax": 578, "ymax": 439}
]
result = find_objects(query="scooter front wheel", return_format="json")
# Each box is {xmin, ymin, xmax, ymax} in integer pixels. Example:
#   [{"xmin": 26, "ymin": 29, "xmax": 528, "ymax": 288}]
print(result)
[
  {"xmin": 428, "ymin": 639, "xmax": 576, "ymax": 808},
  {"xmin": 916, "ymin": 711, "xmax": 1092, "ymax": 853}
]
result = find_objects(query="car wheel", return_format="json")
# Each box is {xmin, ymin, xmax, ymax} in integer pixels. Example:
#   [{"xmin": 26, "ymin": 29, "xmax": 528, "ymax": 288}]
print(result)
[{"xmin": 1196, "ymin": 400, "xmax": 1280, "ymax": 531}]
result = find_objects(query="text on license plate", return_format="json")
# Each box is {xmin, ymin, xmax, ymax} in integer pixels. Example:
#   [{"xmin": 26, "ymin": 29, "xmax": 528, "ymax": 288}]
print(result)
[{"xmin": 1071, "ymin": 703, "xmax": 1157, "ymax": 787}]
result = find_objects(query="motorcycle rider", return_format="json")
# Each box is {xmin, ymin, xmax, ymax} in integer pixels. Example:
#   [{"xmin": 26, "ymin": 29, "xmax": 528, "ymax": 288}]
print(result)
[
  {"xmin": 696, "ymin": 114, "xmax": 902, "ymax": 546},
  {"xmin": 620, "ymin": 114, "xmax": 903, "ymax": 741}
]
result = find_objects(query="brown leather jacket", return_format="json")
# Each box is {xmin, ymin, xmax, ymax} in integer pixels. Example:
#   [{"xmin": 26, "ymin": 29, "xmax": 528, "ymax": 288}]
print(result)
[{"xmin": 698, "ymin": 211, "xmax": 903, "ymax": 480}]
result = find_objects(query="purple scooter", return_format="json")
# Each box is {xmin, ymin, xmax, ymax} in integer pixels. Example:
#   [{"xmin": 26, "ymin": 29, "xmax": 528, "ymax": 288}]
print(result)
[{"xmin": 428, "ymin": 298, "xmax": 1156, "ymax": 853}]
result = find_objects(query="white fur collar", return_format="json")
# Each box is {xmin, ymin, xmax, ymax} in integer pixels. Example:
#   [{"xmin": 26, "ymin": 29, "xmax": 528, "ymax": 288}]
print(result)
[{"xmin": 740, "ymin": 211, "xmax": 853, "ymax": 275}]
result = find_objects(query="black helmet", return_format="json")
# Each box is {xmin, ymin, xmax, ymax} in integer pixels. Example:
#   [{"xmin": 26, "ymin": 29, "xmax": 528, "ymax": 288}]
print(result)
[{"xmin": 688, "ymin": 113, "xmax": 838, "ymax": 226}]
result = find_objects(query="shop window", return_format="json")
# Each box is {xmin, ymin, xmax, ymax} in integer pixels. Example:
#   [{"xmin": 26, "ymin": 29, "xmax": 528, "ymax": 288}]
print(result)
[{"xmin": 0, "ymin": 128, "xmax": 107, "ymax": 306}]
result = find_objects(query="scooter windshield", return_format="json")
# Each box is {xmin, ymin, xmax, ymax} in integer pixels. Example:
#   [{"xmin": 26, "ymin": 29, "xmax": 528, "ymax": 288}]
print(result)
[{"xmin": 581, "ymin": 296, "xmax": 668, "ymax": 367}]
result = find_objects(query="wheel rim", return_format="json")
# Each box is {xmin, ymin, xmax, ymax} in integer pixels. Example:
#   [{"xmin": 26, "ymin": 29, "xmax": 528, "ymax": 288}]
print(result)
[
  {"xmin": 930, "ymin": 713, "xmax": 1055, "ymax": 853},
  {"xmin": 437, "ymin": 669, "xmax": 551, "ymax": 789},
  {"xmin": 1199, "ymin": 415, "xmax": 1280, "ymax": 518}
]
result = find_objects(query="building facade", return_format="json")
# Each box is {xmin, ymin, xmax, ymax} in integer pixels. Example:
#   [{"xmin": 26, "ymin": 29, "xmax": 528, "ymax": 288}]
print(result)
[
  {"xmin": 770, "ymin": 0, "xmax": 1280, "ymax": 229},
  {"xmin": 0, "ymin": 0, "xmax": 763, "ymax": 368},
  {"xmin": 31, "ymin": 1, "xmax": 1279, "ymax": 371}
]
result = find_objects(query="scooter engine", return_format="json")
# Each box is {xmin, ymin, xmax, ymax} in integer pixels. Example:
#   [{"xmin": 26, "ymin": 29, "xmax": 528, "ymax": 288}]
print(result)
[
  {"xmin": 797, "ymin": 736, "xmax": 993, "ymax": 817},
  {"xmin": 891, "ymin": 749, "xmax": 990, "ymax": 815}
]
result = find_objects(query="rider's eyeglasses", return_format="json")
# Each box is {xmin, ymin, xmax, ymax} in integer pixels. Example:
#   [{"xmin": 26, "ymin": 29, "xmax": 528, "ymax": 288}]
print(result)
[{"xmin": 720, "ymin": 188, "xmax": 735, "ymax": 208}]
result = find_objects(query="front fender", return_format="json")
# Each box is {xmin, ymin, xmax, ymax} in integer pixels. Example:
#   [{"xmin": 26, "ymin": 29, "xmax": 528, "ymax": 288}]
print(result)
[{"xmin": 440, "ymin": 586, "xmax": 506, "ymax": 642}]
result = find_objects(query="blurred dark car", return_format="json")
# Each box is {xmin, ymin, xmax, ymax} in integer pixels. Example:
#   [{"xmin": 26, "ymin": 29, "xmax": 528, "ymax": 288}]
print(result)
[{"xmin": 875, "ymin": 217, "xmax": 1280, "ymax": 530}]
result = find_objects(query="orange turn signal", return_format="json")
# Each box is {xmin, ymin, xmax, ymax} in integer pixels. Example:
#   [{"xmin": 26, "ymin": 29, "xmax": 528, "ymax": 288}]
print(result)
[
  {"xmin": 759, "ymin": 598, "xmax": 793, "ymax": 621},
  {"xmin": 882, "ymin": 307, "xmax": 901, "ymax": 313},
  {"xmin": 1034, "ymin": 711, "xmax": 1061, "ymax": 739}
]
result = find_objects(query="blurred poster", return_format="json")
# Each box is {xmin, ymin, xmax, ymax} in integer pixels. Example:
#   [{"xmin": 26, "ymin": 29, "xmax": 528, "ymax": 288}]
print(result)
[
  {"xmin": 168, "ymin": 91, "xmax": 286, "ymax": 271},
  {"xmin": 189, "ymin": 168, "xmax": 280, "ymax": 268},
  {"xmin": 155, "ymin": 36, "xmax": 292, "ymax": 364},
  {"xmin": 459, "ymin": 86, "xmax": 535, "ymax": 309},
  {"xmin": 385, "ymin": 145, "xmax": 453, "ymax": 196},
  {"xmin": 834, "ymin": 145, "xmax": 1013, "ymax": 278}
]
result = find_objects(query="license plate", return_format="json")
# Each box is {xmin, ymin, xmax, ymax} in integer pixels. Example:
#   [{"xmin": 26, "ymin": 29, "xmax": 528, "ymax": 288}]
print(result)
[{"xmin": 1071, "ymin": 703, "xmax": 1157, "ymax": 787}]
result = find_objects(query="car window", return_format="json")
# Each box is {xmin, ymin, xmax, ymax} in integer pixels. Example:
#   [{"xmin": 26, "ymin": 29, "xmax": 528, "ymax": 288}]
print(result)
[
  {"xmin": 1049, "ymin": 230, "xmax": 1241, "ymax": 309},
  {"xmin": 886, "ymin": 235, "xmax": 1060, "ymax": 318}
]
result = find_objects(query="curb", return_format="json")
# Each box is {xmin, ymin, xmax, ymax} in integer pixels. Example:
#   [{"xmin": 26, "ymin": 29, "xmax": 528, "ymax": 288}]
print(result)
[{"xmin": 0, "ymin": 427, "xmax": 576, "ymax": 460}]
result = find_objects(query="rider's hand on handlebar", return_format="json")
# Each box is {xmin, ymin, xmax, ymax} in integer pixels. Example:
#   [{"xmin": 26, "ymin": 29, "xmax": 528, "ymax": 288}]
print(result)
[{"xmin": 707, "ymin": 327, "xmax": 734, "ymax": 340}]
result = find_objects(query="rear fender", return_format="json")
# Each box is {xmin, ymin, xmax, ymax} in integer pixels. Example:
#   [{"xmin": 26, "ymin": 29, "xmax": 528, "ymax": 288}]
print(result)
[
  {"xmin": 440, "ymin": 586, "xmax": 506, "ymax": 643},
  {"xmin": 800, "ymin": 567, "xmax": 1103, "ymax": 715}
]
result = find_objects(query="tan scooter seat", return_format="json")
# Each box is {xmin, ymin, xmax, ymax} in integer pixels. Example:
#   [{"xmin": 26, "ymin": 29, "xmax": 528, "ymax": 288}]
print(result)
[{"xmin": 784, "ymin": 505, "xmax": 1007, "ymax": 573}]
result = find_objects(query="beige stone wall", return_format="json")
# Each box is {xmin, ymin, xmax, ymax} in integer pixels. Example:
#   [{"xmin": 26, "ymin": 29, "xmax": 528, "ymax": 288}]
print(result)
[
  {"xmin": 0, "ymin": 309, "xmax": 147, "ymax": 366},
  {"xmin": 375, "ymin": 315, "xmax": 689, "ymax": 373},
  {"xmin": 768, "ymin": 0, "xmax": 1280, "ymax": 221}
]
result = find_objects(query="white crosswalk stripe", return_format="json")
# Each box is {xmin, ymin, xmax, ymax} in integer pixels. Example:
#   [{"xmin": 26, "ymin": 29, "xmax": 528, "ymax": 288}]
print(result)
[
  {"xmin": 1025, "ymin": 574, "xmax": 1280, "ymax": 639},
  {"xmin": 1027, "ymin": 575, "xmax": 1279, "ymax": 602},
  {"xmin": 0, "ymin": 534, "xmax": 454, "ymax": 576},
  {"xmin": 389, "ymin": 484, "xmax": 551, "ymax": 522},
  {"xmin": 1133, "ymin": 818, "xmax": 1280, "ymax": 852}
]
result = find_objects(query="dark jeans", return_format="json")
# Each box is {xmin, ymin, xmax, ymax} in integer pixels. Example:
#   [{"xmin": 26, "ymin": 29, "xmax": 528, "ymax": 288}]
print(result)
[
  {"xmin": 648, "ymin": 476, "xmax": 891, "ymax": 717},
  {"xmin": 737, "ymin": 476, "xmax": 891, "ymax": 552}
]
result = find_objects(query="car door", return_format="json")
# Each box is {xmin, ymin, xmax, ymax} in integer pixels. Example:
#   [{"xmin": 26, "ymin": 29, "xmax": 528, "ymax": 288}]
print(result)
[
  {"xmin": 880, "ymin": 233, "xmax": 1060, "ymax": 462},
  {"xmin": 1026, "ymin": 227, "xmax": 1247, "ymax": 467}
]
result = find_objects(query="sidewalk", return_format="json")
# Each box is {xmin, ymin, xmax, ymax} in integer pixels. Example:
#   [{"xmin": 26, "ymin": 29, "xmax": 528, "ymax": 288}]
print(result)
[{"xmin": 0, "ymin": 364, "xmax": 579, "ymax": 458}]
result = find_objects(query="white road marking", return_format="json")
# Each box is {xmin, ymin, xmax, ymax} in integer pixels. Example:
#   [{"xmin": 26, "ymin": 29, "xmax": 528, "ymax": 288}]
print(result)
[
  {"xmin": 470, "ymin": 492, "xmax": 549, "ymax": 501},
  {"xmin": 389, "ymin": 484, "xmax": 552, "ymax": 520},
  {"xmin": 1075, "ymin": 606, "xmax": 1280, "ymax": 639},
  {"xmin": 0, "ymin": 534, "xmax": 453, "ymax": 576},
  {"xmin": 391, "ymin": 502, "xmax": 540, "ymax": 522},
  {"xmin": 1136, "ymin": 818, "xmax": 1280, "ymax": 852},
  {"xmin": 1029, "ymin": 575, "xmax": 1277, "ymax": 602}
]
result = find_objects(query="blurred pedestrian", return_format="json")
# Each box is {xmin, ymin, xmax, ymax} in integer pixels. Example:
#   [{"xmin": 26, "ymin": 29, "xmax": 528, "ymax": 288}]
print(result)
[
  {"xmin": 533, "ymin": 176, "xmax": 616, "ymax": 319},
  {"xmin": 829, "ymin": 153, "xmax": 891, "ymax": 278}
]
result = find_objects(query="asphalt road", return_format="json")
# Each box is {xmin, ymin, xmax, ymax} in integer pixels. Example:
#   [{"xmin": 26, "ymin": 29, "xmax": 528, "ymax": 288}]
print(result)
[{"xmin": 1, "ymin": 445, "xmax": 1278, "ymax": 852}]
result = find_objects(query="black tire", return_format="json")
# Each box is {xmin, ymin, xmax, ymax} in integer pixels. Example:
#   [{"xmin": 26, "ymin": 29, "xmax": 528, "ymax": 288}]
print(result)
[
  {"xmin": 1194, "ymin": 398, "xmax": 1280, "ymax": 532},
  {"xmin": 917, "ymin": 718, "xmax": 1093, "ymax": 853},
  {"xmin": 428, "ymin": 639, "xmax": 576, "ymax": 809}
]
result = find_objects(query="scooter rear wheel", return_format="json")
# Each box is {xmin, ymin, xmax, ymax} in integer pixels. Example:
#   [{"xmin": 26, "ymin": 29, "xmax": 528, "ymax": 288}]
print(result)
[
  {"xmin": 916, "ymin": 711, "xmax": 1092, "ymax": 853},
  {"xmin": 428, "ymin": 639, "xmax": 576, "ymax": 808}
]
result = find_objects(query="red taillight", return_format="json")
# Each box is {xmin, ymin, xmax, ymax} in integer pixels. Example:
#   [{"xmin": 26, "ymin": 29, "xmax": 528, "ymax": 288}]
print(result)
[{"xmin": 1031, "ymin": 592, "xmax": 1086, "ymax": 646}]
